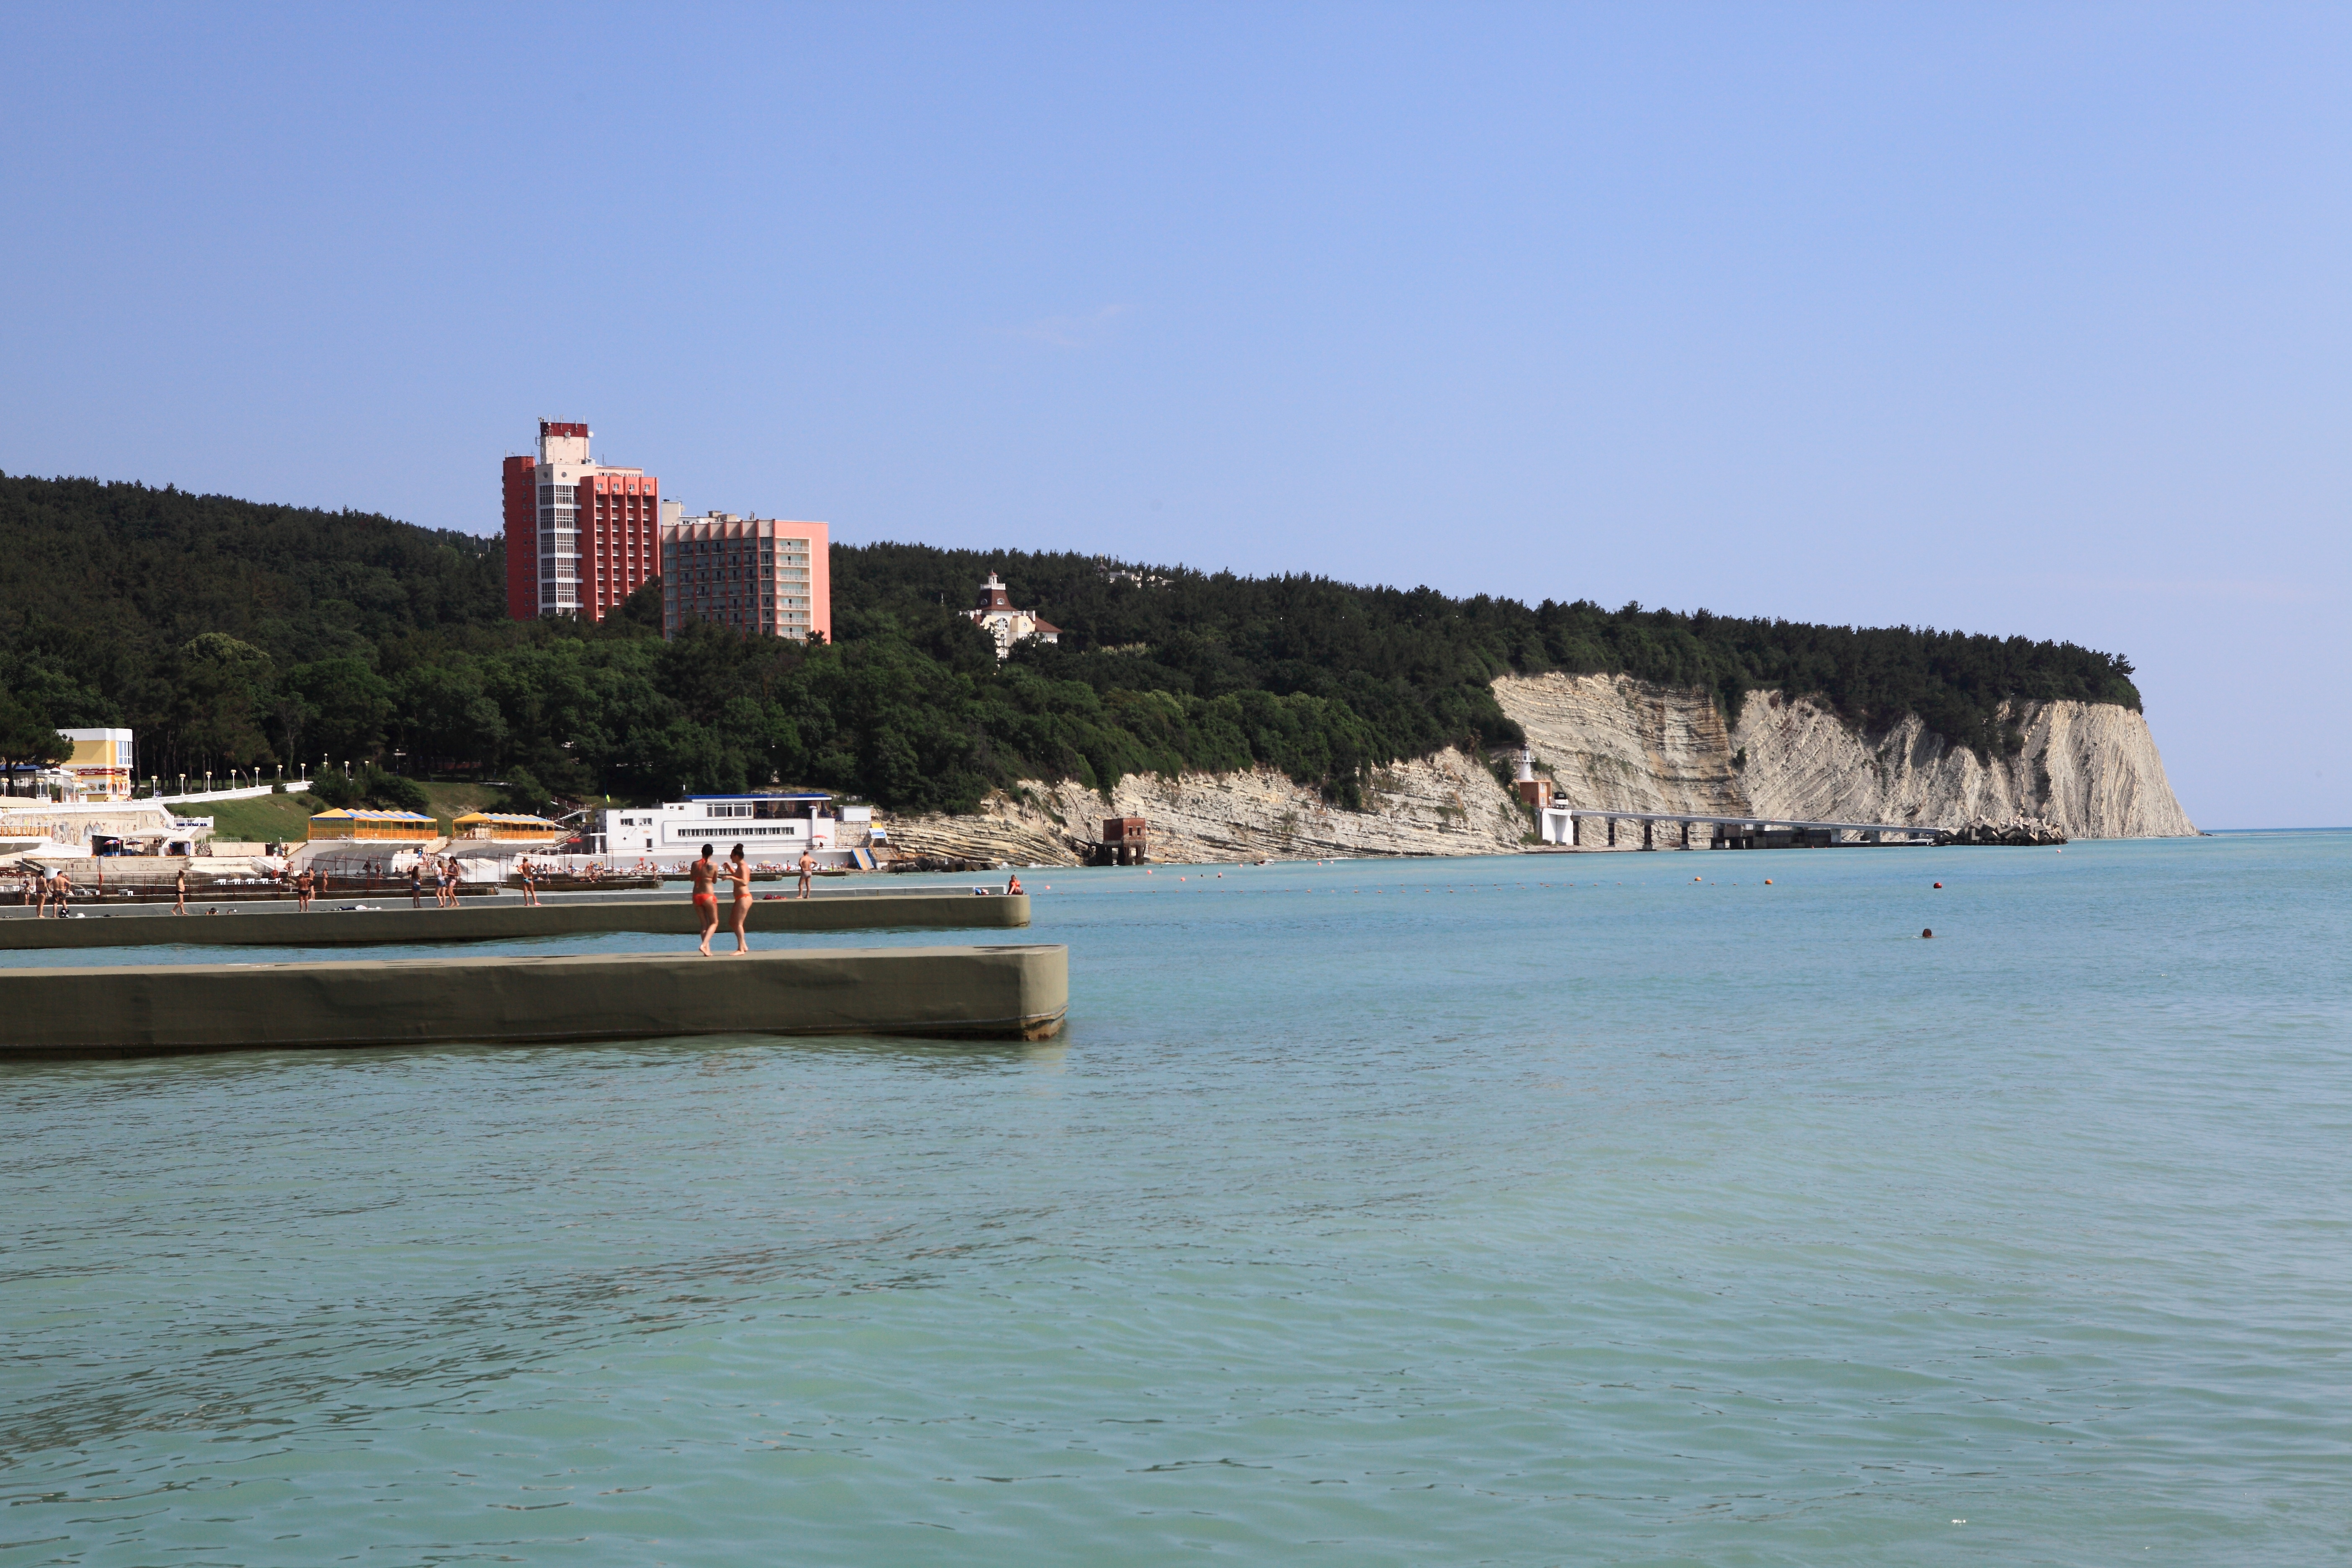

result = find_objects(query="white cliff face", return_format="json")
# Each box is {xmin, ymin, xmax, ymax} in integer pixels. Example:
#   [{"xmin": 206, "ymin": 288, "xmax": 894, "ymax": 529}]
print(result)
[
  {"xmin": 887, "ymin": 673, "xmax": 2193, "ymax": 864},
  {"xmin": 1728, "ymin": 689, "xmax": 2197, "ymax": 838},
  {"xmin": 1486, "ymin": 673, "xmax": 1748, "ymax": 817},
  {"xmin": 1494, "ymin": 673, "xmax": 2195, "ymax": 838},
  {"xmin": 886, "ymin": 748, "xmax": 1529, "ymax": 866}
]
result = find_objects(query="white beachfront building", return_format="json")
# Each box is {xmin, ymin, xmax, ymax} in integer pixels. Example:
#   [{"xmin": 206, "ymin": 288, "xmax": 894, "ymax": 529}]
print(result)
[{"xmin": 598, "ymin": 794, "xmax": 878, "ymax": 869}]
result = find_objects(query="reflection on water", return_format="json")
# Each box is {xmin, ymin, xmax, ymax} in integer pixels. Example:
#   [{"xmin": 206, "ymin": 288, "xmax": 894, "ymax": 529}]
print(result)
[{"xmin": 5, "ymin": 837, "xmax": 2351, "ymax": 1565}]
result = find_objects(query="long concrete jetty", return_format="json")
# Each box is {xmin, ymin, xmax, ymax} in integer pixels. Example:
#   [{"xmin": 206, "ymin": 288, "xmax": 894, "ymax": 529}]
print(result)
[
  {"xmin": 1537, "ymin": 805, "xmax": 1944, "ymax": 850},
  {"xmin": 0, "ymin": 889, "xmax": 1028, "ymax": 951},
  {"xmin": 0, "ymin": 944, "xmax": 1068, "ymax": 1057}
]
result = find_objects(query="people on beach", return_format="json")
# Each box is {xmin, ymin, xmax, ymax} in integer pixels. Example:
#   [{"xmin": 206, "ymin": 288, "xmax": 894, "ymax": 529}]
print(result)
[
  {"xmin": 410, "ymin": 860, "xmax": 425, "ymax": 908},
  {"xmin": 51, "ymin": 867, "xmax": 71, "ymax": 912},
  {"xmin": 295, "ymin": 867, "xmax": 315, "ymax": 911},
  {"xmin": 32, "ymin": 867, "xmax": 51, "ymax": 918},
  {"xmin": 796, "ymin": 848, "xmax": 815, "ymax": 900},
  {"xmin": 1006, "ymin": 872, "xmax": 1023, "ymax": 895},
  {"xmin": 726, "ymin": 843, "xmax": 753, "ymax": 954},
  {"xmin": 692, "ymin": 844, "xmax": 721, "ymax": 954},
  {"xmin": 519, "ymin": 856, "xmax": 539, "ymax": 906},
  {"xmin": 174, "ymin": 864, "xmax": 188, "ymax": 916}
]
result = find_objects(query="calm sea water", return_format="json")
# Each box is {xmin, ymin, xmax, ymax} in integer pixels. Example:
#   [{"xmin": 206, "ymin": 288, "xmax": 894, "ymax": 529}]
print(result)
[{"xmin": 5, "ymin": 834, "xmax": 2349, "ymax": 1566}]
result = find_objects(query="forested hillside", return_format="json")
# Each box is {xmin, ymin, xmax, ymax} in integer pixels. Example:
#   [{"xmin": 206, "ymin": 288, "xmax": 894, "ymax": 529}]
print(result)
[{"xmin": 0, "ymin": 475, "xmax": 2142, "ymax": 812}]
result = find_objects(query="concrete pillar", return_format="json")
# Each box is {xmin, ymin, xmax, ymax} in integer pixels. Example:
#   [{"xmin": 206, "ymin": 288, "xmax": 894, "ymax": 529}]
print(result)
[{"xmin": 1642, "ymin": 820, "xmax": 1653, "ymax": 850}]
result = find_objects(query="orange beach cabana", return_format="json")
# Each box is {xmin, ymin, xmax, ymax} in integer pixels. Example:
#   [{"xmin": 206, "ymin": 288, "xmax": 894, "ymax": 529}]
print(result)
[
  {"xmin": 307, "ymin": 808, "xmax": 438, "ymax": 842},
  {"xmin": 450, "ymin": 812, "xmax": 563, "ymax": 842}
]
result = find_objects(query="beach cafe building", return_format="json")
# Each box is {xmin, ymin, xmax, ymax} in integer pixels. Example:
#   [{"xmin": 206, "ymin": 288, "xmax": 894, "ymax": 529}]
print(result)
[
  {"xmin": 306, "ymin": 808, "xmax": 438, "ymax": 842},
  {"xmin": 450, "ymin": 812, "xmax": 564, "ymax": 842}
]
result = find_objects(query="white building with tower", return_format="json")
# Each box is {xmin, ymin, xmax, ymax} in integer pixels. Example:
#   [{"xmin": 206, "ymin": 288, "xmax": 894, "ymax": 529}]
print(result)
[{"xmin": 966, "ymin": 573, "xmax": 1060, "ymax": 659}]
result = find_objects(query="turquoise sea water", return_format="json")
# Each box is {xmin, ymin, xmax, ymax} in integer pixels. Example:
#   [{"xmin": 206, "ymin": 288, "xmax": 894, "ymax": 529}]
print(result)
[{"xmin": 5, "ymin": 833, "xmax": 2349, "ymax": 1565}]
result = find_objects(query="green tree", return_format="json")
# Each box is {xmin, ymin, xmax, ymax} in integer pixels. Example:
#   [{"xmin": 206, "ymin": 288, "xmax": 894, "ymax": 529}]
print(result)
[
  {"xmin": 0, "ymin": 691, "xmax": 70, "ymax": 776},
  {"xmin": 495, "ymin": 766, "xmax": 552, "ymax": 815},
  {"xmin": 285, "ymin": 657, "xmax": 396, "ymax": 767},
  {"xmin": 171, "ymin": 632, "xmax": 278, "ymax": 772}
]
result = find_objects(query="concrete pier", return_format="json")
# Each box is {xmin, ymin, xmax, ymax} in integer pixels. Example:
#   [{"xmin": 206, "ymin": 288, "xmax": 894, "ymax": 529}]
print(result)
[
  {"xmin": 1537, "ymin": 805, "xmax": 1943, "ymax": 849},
  {"xmin": 0, "ymin": 944, "xmax": 1068, "ymax": 1057},
  {"xmin": 0, "ymin": 890, "xmax": 1029, "ymax": 951}
]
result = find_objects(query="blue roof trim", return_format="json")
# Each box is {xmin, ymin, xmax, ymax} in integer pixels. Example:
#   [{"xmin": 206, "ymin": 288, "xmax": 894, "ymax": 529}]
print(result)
[{"xmin": 683, "ymin": 794, "xmax": 832, "ymax": 802}]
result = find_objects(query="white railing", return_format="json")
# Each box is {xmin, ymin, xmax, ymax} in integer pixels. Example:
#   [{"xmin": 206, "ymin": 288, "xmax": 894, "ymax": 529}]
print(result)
[{"xmin": 157, "ymin": 781, "xmax": 315, "ymax": 806}]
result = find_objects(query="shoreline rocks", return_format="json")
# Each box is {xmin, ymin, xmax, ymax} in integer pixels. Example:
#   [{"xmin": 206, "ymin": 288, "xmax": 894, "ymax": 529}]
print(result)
[{"xmin": 1934, "ymin": 817, "xmax": 2068, "ymax": 847}]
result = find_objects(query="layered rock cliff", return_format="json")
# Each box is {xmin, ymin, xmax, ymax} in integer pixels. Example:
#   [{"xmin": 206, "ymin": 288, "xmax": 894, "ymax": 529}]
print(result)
[
  {"xmin": 1492, "ymin": 673, "xmax": 2196, "ymax": 839},
  {"xmin": 883, "ymin": 673, "xmax": 2194, "ymax": 864},
  {"xmin": 884, "ymin": 747, "xmax": 1528, "ymax": 867}
]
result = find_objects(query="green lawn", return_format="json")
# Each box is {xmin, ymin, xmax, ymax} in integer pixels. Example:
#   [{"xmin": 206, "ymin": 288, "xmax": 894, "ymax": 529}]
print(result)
[{"xmin": 190, "ymin": 781, "xmax": 511, "ymax": 844}]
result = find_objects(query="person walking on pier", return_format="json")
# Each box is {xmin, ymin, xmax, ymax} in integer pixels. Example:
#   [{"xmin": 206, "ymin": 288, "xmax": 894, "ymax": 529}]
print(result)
[
  {"xmin": 295, "ymin": 867, "xmax": 315, "ymax": 912},
  {"xmin": 50, "ymin": 866, "xmax": 71, "ymax": 914},
  {"xmin": 409, "ymin": 859, "xmax": 425, "ymax": 909},
  {"xmin": 726, "ymin": 843, "xmax": 754, "ymax": 954},
  {"xmin": 31, "ymin": 866, "xmax": 51, "ymax": 918},
  {"xmin": 692, "ymin": 844, "xmax": 721, "ymax": 954},
  {"xmin": 796, "ymin": 847, "xmax": 815, "ymax": 900},
  {"xmin": 174, "ymin": 864, "xmax": 188, "ymax": 916}
]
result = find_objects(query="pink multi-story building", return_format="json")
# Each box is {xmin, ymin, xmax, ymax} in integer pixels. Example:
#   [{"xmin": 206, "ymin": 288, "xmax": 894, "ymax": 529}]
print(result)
[
  {"xmin": 501, "ymin": 420, "xmax": 661, "ymax": 622},
  {"xmin": 660, "ymin": 512, "xmax": 831, "ymax": 642}
]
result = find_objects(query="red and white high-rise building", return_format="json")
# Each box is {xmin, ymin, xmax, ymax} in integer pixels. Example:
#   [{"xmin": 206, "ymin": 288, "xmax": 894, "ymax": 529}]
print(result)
[{"xmin": 501, "ymin": 420, "xmax": 661, "ymax": 622}]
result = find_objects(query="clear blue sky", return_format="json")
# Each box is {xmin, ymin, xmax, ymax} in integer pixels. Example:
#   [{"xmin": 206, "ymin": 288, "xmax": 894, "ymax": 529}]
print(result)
[{"xmin": 4, "ymin": 4, "xmax": 2345, "ymax": 828}]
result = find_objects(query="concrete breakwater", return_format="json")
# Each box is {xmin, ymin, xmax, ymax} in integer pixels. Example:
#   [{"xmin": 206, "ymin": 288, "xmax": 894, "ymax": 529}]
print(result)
[
  {"xmin": 0, "ymin": 944, "xmax": 1069, "ymax": 1056},
  {"xmin": 883, "ymin": 674, "xmax": 2195, "ymax": 863},
  {"xmin": 0, "ymin": 889, "xmax": 1029, "ymax": 950}
]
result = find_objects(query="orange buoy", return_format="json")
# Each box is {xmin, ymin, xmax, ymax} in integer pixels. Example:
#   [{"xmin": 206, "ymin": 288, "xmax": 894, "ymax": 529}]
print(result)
[
  {"xmin": 1933, "ymin": 882, "xmax": 1942, "ymax": 888},
  {"xmin": 1763, "ymin": 879, "xmax": 1772, "ymax": 885}
]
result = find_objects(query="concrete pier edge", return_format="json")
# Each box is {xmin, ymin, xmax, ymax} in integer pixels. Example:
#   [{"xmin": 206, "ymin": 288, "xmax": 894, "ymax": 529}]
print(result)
[
  {"xmin": 0, "ymin": 890, "xmax": 1029, "ymax": 950},
  {"xmin": 0, "ymin": 944, "xmax": 1069, "ymax": 1057}
]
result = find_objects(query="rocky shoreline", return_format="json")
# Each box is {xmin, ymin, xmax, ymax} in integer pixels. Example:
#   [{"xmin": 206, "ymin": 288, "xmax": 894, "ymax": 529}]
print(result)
[{"xmin": 1935, "ymin": 817, "xmax": 2069, "ymax": 847}]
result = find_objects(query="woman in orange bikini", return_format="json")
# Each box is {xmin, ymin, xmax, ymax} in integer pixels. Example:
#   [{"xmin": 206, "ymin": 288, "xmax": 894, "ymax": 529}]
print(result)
[
  {"xmin": 691, "ymin": 844, "xmax": 721, "ymax": 954},
  {"xmin": 725, "ymin": 843, "xmax": 753, "ymax": 954}
]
